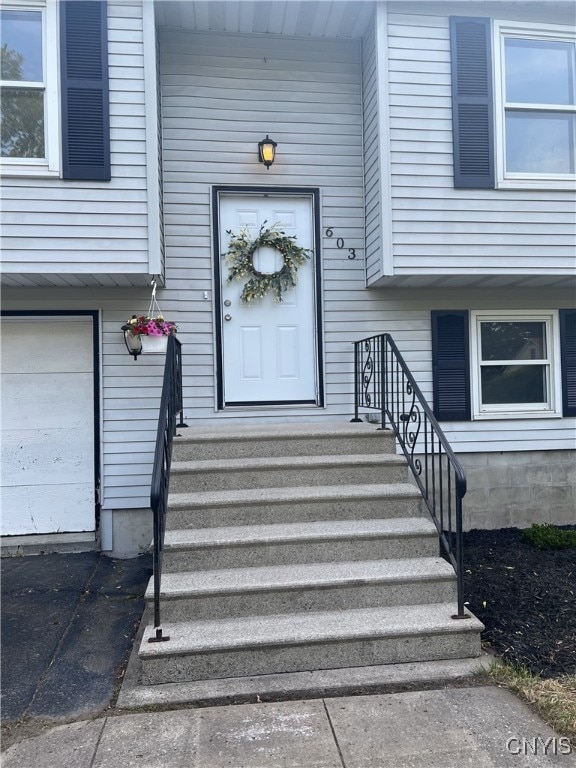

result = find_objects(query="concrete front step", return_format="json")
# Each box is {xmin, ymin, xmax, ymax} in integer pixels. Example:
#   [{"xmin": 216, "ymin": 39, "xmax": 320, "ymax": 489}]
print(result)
[
  {"xmin": 148, "ymin": 557, "xmax": 457, "ymax": 622},
  {"xmin": 166, "ymin": 483, "xmax": 424, "ymax": 530},
  {"xmin": 170, "ymin": 453, "xmax": 408, "ymax": 493},
  {"xmin": 173, "ymin": 422, "xmax": 395, "ymax": 462},
  {"xmin": 139, "ymin": 602, "xmax": 484, "ymax": 685},
  {"xmin": 119, "ymin": 654, "xmax": 492, "ymax": 709},
  {"xmin": 162, "ymin": 517, "xmax": 439, "ymax": 573}
]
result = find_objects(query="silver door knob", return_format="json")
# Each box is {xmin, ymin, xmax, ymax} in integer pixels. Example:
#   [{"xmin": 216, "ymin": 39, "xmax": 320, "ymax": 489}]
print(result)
[
  {"xmin": 224, "ymin": 299, "xmax": 232, "ymax": 307},
  {"xmin": 224, "ymin": 314, "xmax": 232, "ymax": 321}
]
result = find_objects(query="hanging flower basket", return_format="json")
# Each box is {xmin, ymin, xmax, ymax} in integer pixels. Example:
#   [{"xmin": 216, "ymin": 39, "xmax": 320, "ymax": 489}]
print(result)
[
  {"xmin": 120, "ymin": 281, "xmax": 177, "ymax": 358},
  {"xmin": 224, "ymin": 222, "xmax": 312, "ymax": 303},
  {"xmin": 140, "ymin": 333, "xmax": 169, "ymax": 354},
  {"xmin": 122, "ymin": 315, "xmax": 177, "ymax": 355}
]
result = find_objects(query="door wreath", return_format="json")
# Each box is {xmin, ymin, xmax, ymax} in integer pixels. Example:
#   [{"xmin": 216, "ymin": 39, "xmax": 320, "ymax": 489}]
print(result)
[{"xmin": 224, "ymin": 222, "xmax": 312, "ymax": 303}]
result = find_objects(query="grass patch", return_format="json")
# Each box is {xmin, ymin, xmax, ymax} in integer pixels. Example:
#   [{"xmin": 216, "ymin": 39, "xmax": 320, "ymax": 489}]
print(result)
[
  {"xmin": 489, "ymin": 659, "xmax": 576, "ymax": 745},
  {"xmin": 521, "ymin": 524, "xmax": 576, "ymax": 550}
]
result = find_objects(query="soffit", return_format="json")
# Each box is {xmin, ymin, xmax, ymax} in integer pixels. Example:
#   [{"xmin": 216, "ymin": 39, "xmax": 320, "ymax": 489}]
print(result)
[{"xmin": 155, "ymin": 1, "xmax": 376, "ymax": 39}]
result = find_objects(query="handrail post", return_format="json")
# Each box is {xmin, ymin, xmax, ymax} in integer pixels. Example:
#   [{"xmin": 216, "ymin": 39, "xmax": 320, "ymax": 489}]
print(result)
[
  {"xmin": 380, "ymin": 334, "xmax": 386, "ymax": 429},
  {"xmin": 452, "ymin": 490, "xmax": 469, "ymax": 619},
  {"xmin": 175, "ymin": 340, "xmax": 188, "ymax": 429},
  {"xmin": 351, "ymin": 341, "xmax": 362, "ymax": 422}
]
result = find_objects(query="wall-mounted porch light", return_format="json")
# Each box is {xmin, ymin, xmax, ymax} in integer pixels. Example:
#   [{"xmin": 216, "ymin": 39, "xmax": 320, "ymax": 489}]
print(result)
[
  {"xmin": 121, "ymin": 318, "xmax": 142, "ymax": 360},
  {"xmin": 258, "ymin": 135, "xmax": 277, "ymax": 169}
]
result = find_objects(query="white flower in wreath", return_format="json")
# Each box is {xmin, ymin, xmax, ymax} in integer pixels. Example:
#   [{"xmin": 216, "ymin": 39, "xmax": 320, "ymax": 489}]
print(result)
[{"xmin": 224, "ymin": 222, "xmax": 312, "ymax": 303}]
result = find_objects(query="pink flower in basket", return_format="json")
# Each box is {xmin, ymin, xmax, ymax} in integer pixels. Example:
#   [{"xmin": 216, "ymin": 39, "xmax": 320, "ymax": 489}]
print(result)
[{"xmin": 125, "ymin": 315, "xmax": 177, "ymax": 337}]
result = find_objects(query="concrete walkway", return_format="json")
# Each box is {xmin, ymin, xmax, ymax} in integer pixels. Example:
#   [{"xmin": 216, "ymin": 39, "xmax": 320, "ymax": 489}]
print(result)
[{"xmin": 3, "ymin": 687, "xmax": 575, "ymax": 767}]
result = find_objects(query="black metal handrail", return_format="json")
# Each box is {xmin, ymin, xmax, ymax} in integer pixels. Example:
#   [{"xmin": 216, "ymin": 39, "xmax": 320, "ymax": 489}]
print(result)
[
  {"xmin": 353, "ymin": 333, "xmax": 469, "ymax": 618},
  {"xmin": 149, "ymin": 335, "xmax": 186, "ymax": 642}
]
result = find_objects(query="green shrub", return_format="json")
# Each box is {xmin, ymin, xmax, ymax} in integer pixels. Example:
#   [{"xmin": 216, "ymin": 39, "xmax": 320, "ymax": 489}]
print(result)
[{"xmin": 522, "ymin": 524, "xmax": 576, "ymax": 550}]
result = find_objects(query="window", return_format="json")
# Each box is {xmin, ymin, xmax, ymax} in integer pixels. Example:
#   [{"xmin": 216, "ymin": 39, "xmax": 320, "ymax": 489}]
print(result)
[
  {"xmin": 450, "ymin": 17, "xmax": 576, "ymax": 190},
  {"xmin": 0, "ymin": 1, "xmax": 60, "ymax": 175},
  {"xmin": 470, "ymin": 312, "xmax": 562, "ymax": 419},
  {"xmin": 494, "ymin": 22, "xmax": 576, "ymax": 189},
  {"xmin": 432, "ymin": 310, "xmax": 575, "ymax": 421}
]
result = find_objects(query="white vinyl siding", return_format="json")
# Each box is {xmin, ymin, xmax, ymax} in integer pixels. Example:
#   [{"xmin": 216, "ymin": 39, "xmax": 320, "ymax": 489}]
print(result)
[
  {"xmin": 383, "ymin": 10, "xmax": 576, "ymax": 282},
  {"xmin": 160, "ymin": 28, "xmax": 367, "ymax": 426},
  {"xmin": 0, "ymin": 0, "xmax": 154, "ymax": 285}
]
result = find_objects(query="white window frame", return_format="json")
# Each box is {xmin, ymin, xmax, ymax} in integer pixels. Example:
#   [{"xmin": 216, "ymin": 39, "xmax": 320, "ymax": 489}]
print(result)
[
  {"xmin": 470, "ymin": 310, "xmax": 562, "ymax": 420},
  {"xmin": 493, "ymin": 20, "xmax": 576, "ymax": 191},
  {"xmin": 0, "ymin": 0, "xmax": 60, "ymax": 177}
]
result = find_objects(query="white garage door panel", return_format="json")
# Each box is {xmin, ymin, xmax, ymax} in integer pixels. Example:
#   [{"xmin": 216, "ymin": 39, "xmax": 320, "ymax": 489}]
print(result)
[
  {"xmin": 1, "ymin": 430, "xmax": 93, "ymax": 486},
  {"xmin": 1, "ymin": 373, "xmax": 94, "ymax": 430},
  {"xmin": 1, "ymin": 484, "xmax": 95, "ymax": 535},
  {"xmin": 1, "ymin": 318, "xmax": 95, "ymax": 536},
  {"xmin": 2, "ymin": 323, "xmax": 94, "ymax": 373}
]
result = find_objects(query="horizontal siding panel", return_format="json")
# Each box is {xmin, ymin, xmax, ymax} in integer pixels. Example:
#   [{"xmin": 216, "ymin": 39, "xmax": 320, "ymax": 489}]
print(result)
[
  {"xmin": 3, "ymin": 177, "xmax": 147, "ymax": 193},
  {"xmin": 164, "ymin": 127, "xmax": 362, "ymax": 145},
  {"xmin": 161, "ymin": 54, "xmax": 360, "ymax": 78},
  {"xmin": 162, "ymin": 83, "xmax": 361, "ymax": 104},
  {"xmin": 161, "ymin": 32, "xmax": 361, "ymax": 62},
  {"xmin": 394, "ymin": 205, "xmax": 576, "ymax": 220},
  {"xmin": 4, "ymin": 239, "xmax": 147, "ymax": 252},
  {"xmin": 161, "ymin": 67, "xmax": 361, "ymax": 87}
]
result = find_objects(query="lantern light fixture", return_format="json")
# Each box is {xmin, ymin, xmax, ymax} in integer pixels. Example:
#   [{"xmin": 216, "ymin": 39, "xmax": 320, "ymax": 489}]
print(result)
[
  {"xmin": 121, "ymin": 318, "xmax": 142, "ymax": 360},
  {"xmin": 258, "ymin": 135, "xmax": 277, "ymax": 169}
]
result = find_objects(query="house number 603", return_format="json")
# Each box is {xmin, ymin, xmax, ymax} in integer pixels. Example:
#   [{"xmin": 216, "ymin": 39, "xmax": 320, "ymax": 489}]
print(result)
[{"xmin": 325, "ymin": 228, "xmax": 357, "ymax": 259}]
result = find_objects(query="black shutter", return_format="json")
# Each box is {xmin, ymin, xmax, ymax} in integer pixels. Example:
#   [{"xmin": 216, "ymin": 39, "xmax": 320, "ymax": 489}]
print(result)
[
  {"xmin": 560, "ymin": 309, "xmax": 576, "ymax": 417},
  {"xmin": 431, "ymin": 310, "xmax": 471, "ymax": 421},
  {"xmin": 450, "ymin": 17, "xmax": 495, "ymax": 189},
  {"xmin": 61, "ymin": 1, "xmax": 110, "ymax": 181}
]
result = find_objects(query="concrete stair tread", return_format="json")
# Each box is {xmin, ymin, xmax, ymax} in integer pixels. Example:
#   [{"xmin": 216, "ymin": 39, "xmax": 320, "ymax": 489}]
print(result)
[
  {"xmin": 175, "ymin": 422, "xmax": 387, "ymax": 441},
  {"xmin": 171, "ymin": 453, "xmax": 405, "ymax": 474},
  {"xmin": 163, "ymin": 517, "xmax": 436, "ymax": 550},
  {"xmin": 148, "ymin": 557, "xmax": 455, "ymax": 600},
  {"xmin": 140, "ymin": 602, "xmax": 483, "ymax": 657},
  {"xmin": 167, "ymin": 483, "xmax": 421, "ymax": 509}
]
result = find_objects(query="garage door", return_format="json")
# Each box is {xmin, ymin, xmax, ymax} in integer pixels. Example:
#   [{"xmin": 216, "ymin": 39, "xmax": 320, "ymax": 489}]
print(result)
[{"xmin": 1, "ymin": 318, "xmax": 96, "ymax": 535}]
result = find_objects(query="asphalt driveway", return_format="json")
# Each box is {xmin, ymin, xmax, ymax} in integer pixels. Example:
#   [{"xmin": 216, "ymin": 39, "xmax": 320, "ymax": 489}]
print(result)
[{"xmin": 1, "ymin": 551, "xmax": 152, "ymax": 724}]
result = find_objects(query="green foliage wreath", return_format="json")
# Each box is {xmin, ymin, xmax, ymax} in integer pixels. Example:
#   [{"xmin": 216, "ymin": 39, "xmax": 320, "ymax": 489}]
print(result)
[{"xmin": 224, "ymin": 222, "xmax": 312, "ymax": 303}]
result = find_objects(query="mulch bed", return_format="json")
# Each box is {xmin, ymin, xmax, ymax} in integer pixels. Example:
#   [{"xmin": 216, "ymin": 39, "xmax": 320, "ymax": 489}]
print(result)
[{"xmin": 463, "ymin": 528, "xmax": 576, "ymax": 679}]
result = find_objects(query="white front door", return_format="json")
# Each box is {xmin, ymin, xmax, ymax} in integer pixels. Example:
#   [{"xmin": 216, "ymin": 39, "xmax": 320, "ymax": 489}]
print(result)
[
  {"xmin": 1, "ymin": 318, "xmax": 95, "ymax": 535},
  {"xmin": 219, "ymin": 194, "xmax": 318, "ymax": 405}
]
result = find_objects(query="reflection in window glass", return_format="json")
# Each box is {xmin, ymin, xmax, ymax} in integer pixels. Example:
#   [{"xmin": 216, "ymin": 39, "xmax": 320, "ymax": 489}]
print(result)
[
  {"xmin": 505, "ymin": 38, "xmax": 575, "ymax": 106},
  {"xmin": 0, "ymin": 10, "xmax": 43, "ymax": 82},
  {"xmin": 481, "ymin": 365, "xmax": 547, "ymax": 404},
  {"xmin": 480, "ymin": 322, "xmax": 546, "ymax": 361},
  {"xmin": 0, "ymin": 89, "xmax": 45, "ymax": 157},
  {"xmin": 506, "ymin": 112, "xmax": 575, "ymax": 174}
]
